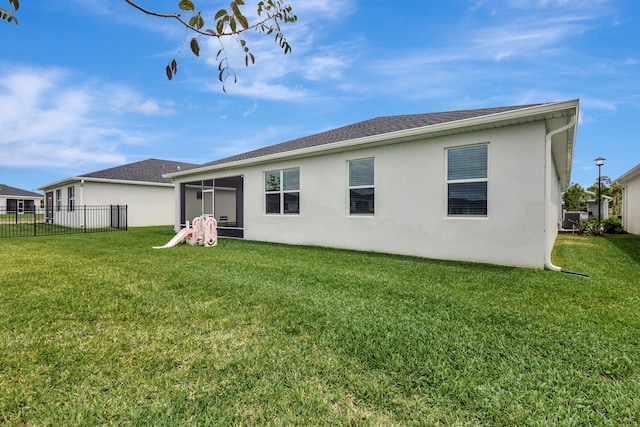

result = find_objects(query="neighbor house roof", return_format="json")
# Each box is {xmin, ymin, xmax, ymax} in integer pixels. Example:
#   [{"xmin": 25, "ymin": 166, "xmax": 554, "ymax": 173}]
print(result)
[
  {"xmin": 616, "ymin": 164, "xmax": 640, "ymax": 184},
  {"xmin": 165, "ymin": 100, "xmax": 579, "ymax": 187},
  {"xmin": 0, "ymin": 185, "xmax": 43, "ymax": 198},
  {"xmin": 39, "ymin": 158, "xmax": 199, "ymax": 190}
]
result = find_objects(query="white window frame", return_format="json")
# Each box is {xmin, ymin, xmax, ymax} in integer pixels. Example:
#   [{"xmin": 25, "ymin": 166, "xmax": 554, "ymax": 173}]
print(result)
[
  {"xmin": 68, "ymin": 186, "xmax": 75, "ymax": 212},
  {"xmin": 55, "ymin": 189, "xmax": 62, "ymax": 212},
  {"xmin": 445, "ymin": 143, "xmax": 488, "ymax": 218},
  {"xmin": 348, "ymin": 158, "xmax": 375, "ymax": 216},
  {"xmin": 264, "ymin": 168, "xmax": 300, "ymax": 215}
]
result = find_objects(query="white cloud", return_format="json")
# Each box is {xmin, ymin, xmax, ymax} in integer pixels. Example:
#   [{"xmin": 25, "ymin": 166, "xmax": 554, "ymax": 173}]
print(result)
[
  {"xmin": 470, "ymin": 15, "xmax": 594, "ymax": 61},
  {"xmin": 219, "ymin": 80, "xmax": 309, "ymax": 101},
  {"xmin": 103, "ymin": 85, "xmax": 177, "ymax": 115},
  {"xmin": 580, "ymin": 97, "xmax": 617, "ymax": 113},
  {"xmin": 180, "ymin": 0, "xmax": 358, "ymax": 100},
  {"xmin": 304, "ymin": 55, "xmax": 349, "ymax": 80},
  {"xmin": 0, "ymin": 65, "xmax": 173, "ymax": 169},
  {"xmin": 289, "ymin": 0, "xmax": 357, "ymax": 18}
]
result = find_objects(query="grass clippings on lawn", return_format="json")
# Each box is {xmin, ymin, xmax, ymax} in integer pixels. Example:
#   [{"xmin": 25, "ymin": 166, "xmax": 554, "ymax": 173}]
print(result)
[{"xmin": 1, "ymin": 228, "xmax": 639, "ymax": 425}]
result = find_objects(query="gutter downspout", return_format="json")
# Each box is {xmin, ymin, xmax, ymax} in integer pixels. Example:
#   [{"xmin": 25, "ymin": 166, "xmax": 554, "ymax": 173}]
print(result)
[
  {"xmin": 80, "ymin": 179, "xmax": 85, "ymax": 206},
  {"xmin": 544, "ymin": 114, "xmax": 576, "ymax": 271}
]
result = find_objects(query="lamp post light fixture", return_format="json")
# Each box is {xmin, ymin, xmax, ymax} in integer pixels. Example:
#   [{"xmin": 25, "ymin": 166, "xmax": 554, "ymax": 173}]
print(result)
[{"xmin": 595, "ymin": 157, "xmax": 605, "ymax": 230}]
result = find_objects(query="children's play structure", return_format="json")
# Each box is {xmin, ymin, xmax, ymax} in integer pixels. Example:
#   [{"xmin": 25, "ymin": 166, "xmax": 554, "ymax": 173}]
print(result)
[{"xmin": 153, "ymin": 216, "xmax": 218, "ymax": 249}]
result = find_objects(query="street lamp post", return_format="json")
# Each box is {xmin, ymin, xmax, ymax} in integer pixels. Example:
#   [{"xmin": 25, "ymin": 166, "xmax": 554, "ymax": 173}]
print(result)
[{"xmin": 595, "ymin": 157, "xmax": 605, "ymax": 231}]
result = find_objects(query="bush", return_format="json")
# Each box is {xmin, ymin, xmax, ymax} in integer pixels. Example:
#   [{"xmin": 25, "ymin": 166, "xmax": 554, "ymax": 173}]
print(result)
[
  {"xmin": 579, "ymin": 219, "xmax": 601, "ymax": 235},
  {"xmin": 602, "ymin": 216, "xmax": 625, "ymax": 234},
  {"xmin": 577, "ymin": 217, "xmax": 625, "ymax": 235}
]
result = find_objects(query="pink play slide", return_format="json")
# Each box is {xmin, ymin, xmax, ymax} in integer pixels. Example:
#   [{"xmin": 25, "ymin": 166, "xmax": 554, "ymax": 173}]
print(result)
[{"xmin": 152, "ymin": 227, "xmax": 193, "ymax": 249}]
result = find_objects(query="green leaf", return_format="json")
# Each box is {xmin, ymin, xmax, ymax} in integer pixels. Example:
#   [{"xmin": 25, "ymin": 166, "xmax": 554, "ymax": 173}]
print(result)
[
  {"xmin": 178, "ymin": 0, "xmax": 195, "ymax": 11},
  {"xmin": 245, "ymin": 52, "xmax": 255, "ymax": 67},
  {"xmin": 190, "ymin": 37, "xmax": 200, "ymax": 57},
  {"xmin": 189, "ymin": 13, "xmax": 205, "ymax": 29},
  {"xmin": 230, "ymin": 1, "xmax": 241, "ymax": 17},
  {"xmin": 0, "ymin": 8, "xmax": 18, "ymax": 24},
  {"xmin": 229, "ymin": 16, "xmax": 237, "ymax": 33},
  {"xmin": 237, "ymin": 14, "xmax": 249, "ymax": 30},
  {"xmin": 9, "ymin": 0, "xmax": 19, "ymax": 11},
  {"xmin": 166, "ymin": 64, "xmax": 173, "ymax": 81},
  {"xmin": 216, "ymin": 16, "xmax": 227, "ymax": 34},
  {"xmin": 214, "ymin": 9, "xmax": 227, "ymax": 20},
  {"xmin": 171, "ymin": 59, "xmax": 178, "ymax": 75}
]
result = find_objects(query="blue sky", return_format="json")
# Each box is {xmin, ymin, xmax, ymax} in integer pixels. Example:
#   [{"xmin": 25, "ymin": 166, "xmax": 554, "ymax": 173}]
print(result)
[{"xmin": 1, "ymin": 0, "xmax": 639, "ymax": 192}]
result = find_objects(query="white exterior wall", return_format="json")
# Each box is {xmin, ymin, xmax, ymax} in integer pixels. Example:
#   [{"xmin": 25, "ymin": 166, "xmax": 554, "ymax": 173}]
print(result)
[
  {"xmin": 81, "ymin": 181, "xmax": 174, "ymax": 226},
  {"xmin": 622, "ymin": 173, "xmax": 640, "ymax": 234},
  {"xmin": 175, "ymin": 122, "xmax": 550, "ymax": 268},
  {"xmin": 1, "ymin": 195, "xmax": 43, "ymax": 210},
  {"xmin": 44, "ymin": 181, "xmax": 175, "ymax": 227}
]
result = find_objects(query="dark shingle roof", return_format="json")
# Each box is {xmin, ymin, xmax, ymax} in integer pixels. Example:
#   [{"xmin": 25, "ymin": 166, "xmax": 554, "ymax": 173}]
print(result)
[
  {"xmin": 0, "ymin": 185, "xmax": 43, "ymax": 198},
  {"xmin": 201, "ymin": 104, "xmax": 542, "ymax": 167},
  {"xmin": 81, "ymin": 158, "xmax": 199, "ymax": 184}
]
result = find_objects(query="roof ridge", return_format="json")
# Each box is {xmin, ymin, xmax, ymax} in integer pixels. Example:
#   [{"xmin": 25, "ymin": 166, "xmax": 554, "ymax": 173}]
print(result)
[{"xmin": 200, "ymin": 103, "xmax": 547, "ymax": 168}]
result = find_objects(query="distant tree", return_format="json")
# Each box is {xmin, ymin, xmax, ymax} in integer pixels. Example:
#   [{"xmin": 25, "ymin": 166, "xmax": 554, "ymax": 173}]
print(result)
[
  {"xmin": 3, "ymin": 0, "xmax": 297, "ymax": 91},
  {"xmin": 563, "ymin": 183, "xmax": 587, "ymax": 212},
  {"xmin": 586, "ymin": 176, "xmax": 622, "ymax": 217},
  {"xmin": 1, "ymin": 0, "xmax": 18, "ymax": 24},
  {"xmin": 609, "ymin": 180, "xmax": 623, "ymax": 216}
]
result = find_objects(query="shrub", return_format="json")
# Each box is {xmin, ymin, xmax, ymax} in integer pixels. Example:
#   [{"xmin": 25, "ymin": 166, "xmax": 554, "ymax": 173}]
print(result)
[
  {"xmin": 579, "ymin": 219, "xmax": 602, "ymax": 235},
  {"xmin": 602, "ymin": 216, "xmax": 625, "ymax": 234}
]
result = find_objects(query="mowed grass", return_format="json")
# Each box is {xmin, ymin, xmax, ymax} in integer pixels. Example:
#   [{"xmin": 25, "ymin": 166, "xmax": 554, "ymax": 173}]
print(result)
[{"xmin": 1, "ymin": 229, "xmax": 639, "ymax": 426}]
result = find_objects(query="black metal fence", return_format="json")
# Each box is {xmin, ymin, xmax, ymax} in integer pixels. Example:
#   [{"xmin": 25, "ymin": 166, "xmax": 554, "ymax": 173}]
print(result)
[{"xmin": 0, "ymin": 205, "xmax": 127, "ymax": 238}]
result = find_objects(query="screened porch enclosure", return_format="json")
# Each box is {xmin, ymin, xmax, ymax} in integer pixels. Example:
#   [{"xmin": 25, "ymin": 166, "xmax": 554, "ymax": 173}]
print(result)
[{"xmin": 180, "ymin": 176, "xmax": 244, "ymax": 238}]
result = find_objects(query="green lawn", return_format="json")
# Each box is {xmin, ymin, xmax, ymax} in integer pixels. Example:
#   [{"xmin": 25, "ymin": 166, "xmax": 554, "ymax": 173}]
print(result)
[
  {"xmin": 1, "ymin": 228, "xmax": 639, "ymax": 426},
  {"xmin": 0, "ymin": 213, "xmax": 44, "ymax": 220}
]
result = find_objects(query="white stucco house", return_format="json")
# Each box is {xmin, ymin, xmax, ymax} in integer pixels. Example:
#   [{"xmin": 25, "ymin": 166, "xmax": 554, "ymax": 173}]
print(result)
[
  {"xmin": 164, "ymin": 100, "xmax": 579, "ymax": 270},
  {"xmin": 0, "ymin": 185, "xmax": 43, "ymax": 213},
  {"xmin": 616, "ymin": 163, "xmax": 640, "ymax": 234},
  {"xmin": 39, "ymin": 159, "xmax": 197, "ymax": 227}
]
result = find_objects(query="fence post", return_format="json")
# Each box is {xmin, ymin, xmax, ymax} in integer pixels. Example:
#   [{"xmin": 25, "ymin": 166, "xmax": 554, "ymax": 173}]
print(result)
[
  {"xmin": 33, "ymin": 210, "xmax": 37, "ymax": 236},
  {"xmin": 84, "ymin": 205, "xmax": 87, "ymax": 233}
]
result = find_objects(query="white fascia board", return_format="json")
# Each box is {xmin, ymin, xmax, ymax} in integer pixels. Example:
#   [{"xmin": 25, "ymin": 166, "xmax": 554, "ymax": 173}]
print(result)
[
  {"xmin": 616, "ymin": 164, "xmax": 640, "ymax": 184},
  {"xmin": 38, "ymin": 177, "xmax": 80, "ymax": 191},
  {"xmin": 166, "ymin": 99, "xmax": 580, "ymax": 181},
  {"xmin": 38, "ymin": 177, "xmax": 173, "ymax": 190}
]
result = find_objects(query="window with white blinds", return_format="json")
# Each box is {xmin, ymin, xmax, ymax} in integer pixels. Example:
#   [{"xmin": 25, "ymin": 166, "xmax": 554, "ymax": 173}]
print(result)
[
  {"xmin": 447, "ymin": 144, "xmax": 488, "ymax": 216},
  {"xmin": 348, "ymin": 158, "xmax": 374, "ymax": 215},
  {"xmin": 265, "ymin": 168, "xmax": 300, "ymax": 215}
]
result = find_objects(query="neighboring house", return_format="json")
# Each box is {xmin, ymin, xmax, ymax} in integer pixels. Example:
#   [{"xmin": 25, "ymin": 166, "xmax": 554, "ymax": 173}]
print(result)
[
  {"xmin": 561, "ymin": 191, "xmax": 612, "ymax": 230},
  {"xmin": 39, "ymin": 159, "xmax": 198, "ymax": 227},
  {"xmin": 164, "ymin": 100, "xmax": 579, "ymax": 270},
  {"xmin": 616, "ymin": 163, "xmax": 640, "ymax": 234},
  {"xmin": 0, "ymin": 185, "xmax": 43, "ymax": 213},
  {"xmin": 585, "ymin": 190, "xmax": 611, "ymax": 222}
]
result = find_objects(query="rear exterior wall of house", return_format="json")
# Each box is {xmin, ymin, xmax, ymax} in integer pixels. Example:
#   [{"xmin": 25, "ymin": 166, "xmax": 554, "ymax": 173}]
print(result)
[{"xmin": 174, "ymin": 121, "xmax": 554, "ymax": 268}]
